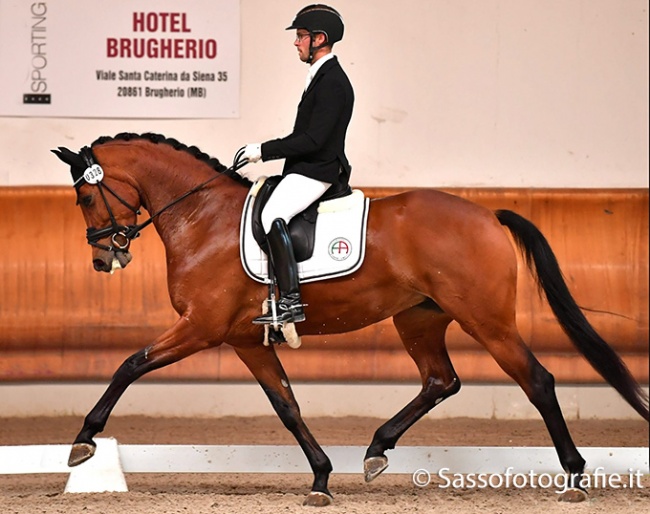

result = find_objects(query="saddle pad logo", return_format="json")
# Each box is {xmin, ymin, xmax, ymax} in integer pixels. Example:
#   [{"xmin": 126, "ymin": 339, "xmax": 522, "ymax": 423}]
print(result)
[{"xmin": 329, "ymin": 238, "xmax": 352, "ymax": 261}]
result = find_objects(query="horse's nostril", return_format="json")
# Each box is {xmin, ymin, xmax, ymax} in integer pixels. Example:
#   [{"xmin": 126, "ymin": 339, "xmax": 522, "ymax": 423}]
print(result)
[{"xmin": 93, "ymin": 259, "xmax": 107, "ymax": 271}]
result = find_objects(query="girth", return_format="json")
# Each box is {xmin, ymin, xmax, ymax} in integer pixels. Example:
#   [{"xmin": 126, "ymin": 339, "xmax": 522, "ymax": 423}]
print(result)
[{"xmin": 251, "ymin": 176, "xmax": 352, "ymax": 262}]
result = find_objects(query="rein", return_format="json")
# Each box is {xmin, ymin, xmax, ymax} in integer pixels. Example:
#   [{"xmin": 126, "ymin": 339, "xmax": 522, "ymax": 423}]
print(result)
[{"xmin": 78, "ymin": 146, "xmax": 249, "ymax": 252}]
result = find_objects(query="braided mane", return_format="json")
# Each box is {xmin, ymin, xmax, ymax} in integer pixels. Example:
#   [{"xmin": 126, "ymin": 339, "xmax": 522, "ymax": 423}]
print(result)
[{"xmin": 91, "ymin": 132, "xmax": 253, "ymax": 188}]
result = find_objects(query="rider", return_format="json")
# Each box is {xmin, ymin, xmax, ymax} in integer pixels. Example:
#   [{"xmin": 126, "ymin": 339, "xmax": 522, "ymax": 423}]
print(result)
[{"xmin": 241, "ymin": 4, "xmax": 355, "ymax": 325}]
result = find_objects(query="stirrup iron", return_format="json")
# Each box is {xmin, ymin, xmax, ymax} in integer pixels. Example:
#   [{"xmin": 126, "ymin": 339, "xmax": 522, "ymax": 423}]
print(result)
[{"xmin": 252, "ymin": 295, "xmax": 306, "ymax": 325}]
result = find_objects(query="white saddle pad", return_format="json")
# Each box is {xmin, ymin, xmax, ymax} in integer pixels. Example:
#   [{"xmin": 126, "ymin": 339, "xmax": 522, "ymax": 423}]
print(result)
[{"xmin": 240, "ymin": 178, "xmax": 370, "ymax": 284}]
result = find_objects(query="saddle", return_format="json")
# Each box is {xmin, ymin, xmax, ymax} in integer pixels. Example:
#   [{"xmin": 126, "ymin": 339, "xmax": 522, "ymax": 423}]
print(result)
[
  {"xmin": 241, "ymin": 176, "xmax": 369, "ymax": 348},
  {"xmin": 251, "ymin": 175, "xmax": 352, "ymax": 262},
  {"xmin": 241, "ymin": 177, "xmax": 369, "ymax": 285}
]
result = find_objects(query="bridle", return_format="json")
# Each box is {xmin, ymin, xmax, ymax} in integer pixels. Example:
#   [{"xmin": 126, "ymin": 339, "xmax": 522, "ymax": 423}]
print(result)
[{"xmin": 75, "ymin": 146, "xmax": 249, "ymax": 253}]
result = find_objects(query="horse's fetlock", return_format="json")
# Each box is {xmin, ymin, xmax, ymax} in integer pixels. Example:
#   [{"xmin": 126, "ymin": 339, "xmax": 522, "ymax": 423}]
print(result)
[
  {"xmin": 372, "ymin": 427, "xmax": 398, "ymax": 451},
  {"xmin": 564, "ymin": 455, "xmax": 587, "ymax": 476},
  {"xmin": 314, "ymin": 456, "xmax": 333, "ymax": 475},
  {"xmin": 82, "ymin": 415, "xmax": 106, "ymax": 436}
]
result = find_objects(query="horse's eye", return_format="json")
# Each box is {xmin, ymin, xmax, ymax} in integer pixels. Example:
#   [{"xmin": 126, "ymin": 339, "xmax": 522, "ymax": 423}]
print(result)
[{"xmin": 80, "ymin": 195, "xmax": 93, "ymax": 207}]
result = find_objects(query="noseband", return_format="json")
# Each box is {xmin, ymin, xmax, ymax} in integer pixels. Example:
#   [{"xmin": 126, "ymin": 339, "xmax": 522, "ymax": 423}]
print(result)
[{"xmin": 75, "ymin": 146, "xmax": 249, "ymax": 253}]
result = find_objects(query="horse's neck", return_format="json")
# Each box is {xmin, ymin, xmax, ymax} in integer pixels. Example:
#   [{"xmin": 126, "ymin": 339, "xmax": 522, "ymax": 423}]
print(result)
[{"xmin": 133, "ymin": 153, "xmax": 246, "ymax": 245}]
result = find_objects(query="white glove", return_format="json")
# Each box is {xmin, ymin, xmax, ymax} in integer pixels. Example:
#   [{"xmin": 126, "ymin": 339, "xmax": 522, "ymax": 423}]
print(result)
[{"xmin": 242, "ymin": 143, "xmax": 262, "ymax": 163}]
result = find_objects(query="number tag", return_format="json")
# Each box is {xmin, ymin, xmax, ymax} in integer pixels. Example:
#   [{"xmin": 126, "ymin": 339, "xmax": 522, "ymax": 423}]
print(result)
[{"xmin": 83, "ymin": 164, "xmax": 104, "ymax": 184}]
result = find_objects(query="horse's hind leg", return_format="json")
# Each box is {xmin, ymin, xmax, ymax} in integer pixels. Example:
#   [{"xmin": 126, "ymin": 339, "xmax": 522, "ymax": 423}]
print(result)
[
  {"xmin": 364, "ymin": 303, "xmax": 460, "ymax": 481},
  {"xmin": 234, "ymin": 343, "xmax": 333, "ymax": 507},
  {"xmin": 453, "ymin": 278, "xmax": 589, "ymax": 501},
  {"xmin": 424, "ymin": 214, "xmax": 588, "ymax": 501},
  {"xmin": 68, "ymin": 317, "xmax": 209, "ymax": 467},
  {"xmin": 476, "ymin": 330, "xmax": 588, "ymax": 501}
]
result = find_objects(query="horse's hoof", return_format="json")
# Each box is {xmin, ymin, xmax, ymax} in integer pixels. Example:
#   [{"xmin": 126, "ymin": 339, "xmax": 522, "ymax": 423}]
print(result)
[
  {"xmin": 68, "ymin": 442, "xmax": 96, "ymax": 467},
  {"xmin": 364, "ymin": 455, "xmax": 389, "ymax": 482},
  {"xmin": 302, "ymin": 491, "xmax": 333, "ymax": 507},
  {"xmin": 558, "ymin": 488, "xmax": 588, "ymax": 502}
]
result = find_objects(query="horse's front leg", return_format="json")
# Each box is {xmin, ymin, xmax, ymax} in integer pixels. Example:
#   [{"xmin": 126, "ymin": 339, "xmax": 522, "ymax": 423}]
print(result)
[
  {"xmin": 364, "ymin": 307, "xmax": 459, "ymax": 481},
  {"xmin": 68, "ymin": 317, "xmax": 209, "ymax": 466},
  {"xmin": 234, "ymin": 343, "xmax": 333, "ymax": 507}
]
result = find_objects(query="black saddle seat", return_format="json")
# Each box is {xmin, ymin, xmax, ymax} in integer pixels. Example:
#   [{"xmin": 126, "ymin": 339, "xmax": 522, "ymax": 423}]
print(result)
[{"xmin": 251, "ymin": 176, "xmax": 352, "ymax": 262}]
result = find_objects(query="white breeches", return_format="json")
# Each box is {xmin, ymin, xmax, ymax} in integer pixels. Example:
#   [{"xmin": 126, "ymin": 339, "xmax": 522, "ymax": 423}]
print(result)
[{"xmin": 261, "ymin": 174, "xmax": 331, "ymax": 233}]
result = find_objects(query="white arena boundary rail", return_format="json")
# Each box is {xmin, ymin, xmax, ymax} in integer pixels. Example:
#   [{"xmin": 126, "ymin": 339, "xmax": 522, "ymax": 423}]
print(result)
[{"xmin": 0, "ymin": 438, "xmax": 648, "ymax": 493}]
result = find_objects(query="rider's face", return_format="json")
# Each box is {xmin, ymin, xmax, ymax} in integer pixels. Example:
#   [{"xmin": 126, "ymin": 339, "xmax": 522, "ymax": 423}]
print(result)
[{"xmin": 294, "ymin": 30, "xmax": 312, "ymax": 62}]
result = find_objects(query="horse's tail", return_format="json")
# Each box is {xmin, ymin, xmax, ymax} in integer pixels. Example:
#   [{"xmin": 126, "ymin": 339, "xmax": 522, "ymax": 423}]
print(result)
[{"xmin": 495, "ymin": 209, "xmax": 649, "ymax": 421}]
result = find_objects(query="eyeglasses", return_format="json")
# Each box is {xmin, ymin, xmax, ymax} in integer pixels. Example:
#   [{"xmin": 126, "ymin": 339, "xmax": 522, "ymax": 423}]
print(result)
[{"xmin": 295, "ymin": 33, "xmax": 311, "ymax": 42}]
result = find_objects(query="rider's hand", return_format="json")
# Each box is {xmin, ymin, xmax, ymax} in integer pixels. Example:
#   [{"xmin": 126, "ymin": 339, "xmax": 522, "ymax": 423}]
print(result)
[{"xmin": 242, "ymin": 143, "xmax": 262, "ymax": 163}]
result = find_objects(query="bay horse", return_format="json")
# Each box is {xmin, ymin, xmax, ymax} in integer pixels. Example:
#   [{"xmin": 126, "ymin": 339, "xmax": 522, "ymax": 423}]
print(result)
[{"xmin": 53, "ymin": 132, "xmax": 648, "ymax": 506}]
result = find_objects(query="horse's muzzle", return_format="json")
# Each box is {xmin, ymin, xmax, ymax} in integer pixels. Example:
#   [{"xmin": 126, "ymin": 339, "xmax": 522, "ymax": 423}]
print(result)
[{"xmin": 93, "ymin": 250, "xmax": 132, "ymax": 273}]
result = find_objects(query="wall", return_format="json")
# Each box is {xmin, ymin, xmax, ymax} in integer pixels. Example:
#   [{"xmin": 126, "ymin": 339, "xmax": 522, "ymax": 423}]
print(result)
[
  {"xmin": 0, "ymin": 0, "xmax": 647, "ymax": 188},
  {"xmin": 1, "ymin": 186, "xmax": 647, "ymax": 383}
]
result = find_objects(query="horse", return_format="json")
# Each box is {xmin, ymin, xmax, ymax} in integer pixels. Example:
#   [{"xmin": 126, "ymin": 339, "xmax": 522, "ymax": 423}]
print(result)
[{"xmin": 52, "ymin": 132, "xmax": 648, "ymax": 506}]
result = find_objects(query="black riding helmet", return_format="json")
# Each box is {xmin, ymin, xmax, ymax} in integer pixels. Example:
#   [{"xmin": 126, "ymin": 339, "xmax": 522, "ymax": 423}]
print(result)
[{"xmin": 286, "ymin": 4, "xmax": 344, "ymax": 63}]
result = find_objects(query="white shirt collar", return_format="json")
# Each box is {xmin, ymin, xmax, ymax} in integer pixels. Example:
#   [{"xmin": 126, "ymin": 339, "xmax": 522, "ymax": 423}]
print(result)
[{"xmin": 305, "ymin": 52, "xmax": 336, "ymax": 90}]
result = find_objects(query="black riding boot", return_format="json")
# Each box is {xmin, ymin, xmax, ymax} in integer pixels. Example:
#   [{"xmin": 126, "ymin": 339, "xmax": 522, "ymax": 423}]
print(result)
[{"xmin": 252, "ymin": 218, "xmax": 305, "ymax": 325}]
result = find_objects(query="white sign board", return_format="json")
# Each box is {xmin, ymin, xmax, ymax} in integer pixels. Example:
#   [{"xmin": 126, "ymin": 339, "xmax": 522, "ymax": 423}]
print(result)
[{"xmin": 0, "ymin": 0, "xmax": 240, "ymax": 118}]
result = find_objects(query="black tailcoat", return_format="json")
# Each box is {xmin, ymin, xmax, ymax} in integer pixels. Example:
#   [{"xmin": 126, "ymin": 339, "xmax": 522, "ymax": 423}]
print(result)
[{"xmin": 261, "ymin": 56, "xmax": 354, "ymax": 189}]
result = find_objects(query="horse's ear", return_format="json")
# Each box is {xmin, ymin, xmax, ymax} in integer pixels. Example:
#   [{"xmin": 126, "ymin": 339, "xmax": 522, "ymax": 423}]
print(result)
[
  {"xmin": 52, "ymin": 147, "xmax": 87, "ymax": 186},
  {"xmin": 52, "ymin": 147, "xmax": 84, "ymax": 167}
]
